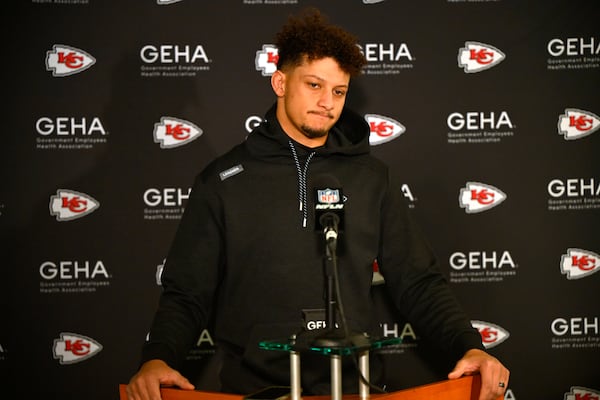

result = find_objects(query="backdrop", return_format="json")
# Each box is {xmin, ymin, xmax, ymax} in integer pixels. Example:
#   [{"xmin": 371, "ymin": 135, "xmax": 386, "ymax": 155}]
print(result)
[{"xmin": 2, "ymin": 1, "xmax": 599, "ymax": 399}]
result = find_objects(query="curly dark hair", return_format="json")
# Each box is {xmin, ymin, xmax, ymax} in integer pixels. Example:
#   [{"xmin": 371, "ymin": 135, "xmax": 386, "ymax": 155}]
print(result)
[{"xmin": 274, "ymin": 8, "xmax": 366, "ymax": 77}]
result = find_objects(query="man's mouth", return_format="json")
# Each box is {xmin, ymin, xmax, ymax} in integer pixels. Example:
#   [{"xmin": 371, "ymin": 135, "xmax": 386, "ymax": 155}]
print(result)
[{"xmin": 309, "ymin": 111, "xmax": 334, "ymax": 119}]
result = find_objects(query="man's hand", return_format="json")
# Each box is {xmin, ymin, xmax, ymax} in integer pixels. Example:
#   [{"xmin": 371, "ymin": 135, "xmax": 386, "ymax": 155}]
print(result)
[
  {"xmin": 448, "ymin": 348, "xmax": 509, "ymax": 400},
  {"xmin": 126, "ymin": 359, "xmax": 195, "ymax": 400}
]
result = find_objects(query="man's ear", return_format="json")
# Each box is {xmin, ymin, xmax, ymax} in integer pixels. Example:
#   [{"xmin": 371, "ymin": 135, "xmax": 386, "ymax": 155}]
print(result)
[{"xmin": 271, "ymin": 70, "xmax": 285, "ymax": 97}]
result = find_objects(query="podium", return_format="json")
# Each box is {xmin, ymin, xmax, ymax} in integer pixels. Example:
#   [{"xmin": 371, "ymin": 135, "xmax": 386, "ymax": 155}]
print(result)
[{"xmin": 119, "ymin": 375, "xmax": 502, "ymax": 400}]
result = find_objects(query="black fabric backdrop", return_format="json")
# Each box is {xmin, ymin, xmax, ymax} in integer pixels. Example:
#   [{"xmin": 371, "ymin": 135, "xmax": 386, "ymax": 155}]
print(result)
[{"xmin": 2, "ymin": 1, "xmax": 599, "ymax": 399}]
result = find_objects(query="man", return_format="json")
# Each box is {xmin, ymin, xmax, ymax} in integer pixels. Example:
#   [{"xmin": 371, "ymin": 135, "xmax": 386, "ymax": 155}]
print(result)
[{"xmin": 127, "ymin": 8, "xmax": 509, "ymax": 400}]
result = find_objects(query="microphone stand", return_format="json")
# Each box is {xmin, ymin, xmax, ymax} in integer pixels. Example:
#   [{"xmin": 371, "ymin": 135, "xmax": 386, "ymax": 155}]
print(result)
[
  {"xmin": 309, "ymin": 227, "xmax": 372, "ymax": 400},
  {"xmin": 289, "ymin": 209, "xmax": 375, "ymax": 400},
  {"xmin": 312, "ymin": 236, "xmax": 346, "ymax": 347},
  {"xmin": 311, "ymin": 222, "xmax": 370, "ymax": 349}
]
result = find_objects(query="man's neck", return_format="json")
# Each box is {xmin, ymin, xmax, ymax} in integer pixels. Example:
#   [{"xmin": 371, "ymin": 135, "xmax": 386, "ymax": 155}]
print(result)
[
  {"xmin": 276, "ymin": 115, "xmax": 328, "ymax": 148},
  {"xmin": 285, "ymin": 131, "xmax": 328, "ymax": 148}
]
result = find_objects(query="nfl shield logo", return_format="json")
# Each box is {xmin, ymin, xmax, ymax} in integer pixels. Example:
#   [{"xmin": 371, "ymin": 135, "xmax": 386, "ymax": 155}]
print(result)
[{"xmin": 318, "ymin": 189, "xmax": 340, "ymax": 204}]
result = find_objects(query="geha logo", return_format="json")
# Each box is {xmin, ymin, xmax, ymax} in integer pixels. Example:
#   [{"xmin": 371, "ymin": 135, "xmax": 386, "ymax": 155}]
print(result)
[
  {"xmin": 36, "ymin": 117, "xmax": 107, "ymax": 136},
  {"xmin": 46, "ymin": 45, "xmax": 96, "ymax": 77},
  {"xmin": 558, "ymin": 109, "xmax": 600, "ymax": 140},
  {"xmin": 255, "ymin": 44, "xmax": 279, "ymax": 76},
  {"xmin": 547, "ymin": 37, "xmax": 600, "ymax": 57},
  {"xmin": 365, "ymin": 114, "xmax": 406, "ymax": 145},
  {"xmin": 450, "ymin": 251, "xmax": 516, "ymax": 271},
  {"xmin": 154, "ymin": 117, "xmax": 202, "ymax": 149},
  {"xmin": 552, "ymin": 317, "xmax": 599, "ymax": 336},
  {"xmin": 547, "ymin": 178, "xmax": 600, "ymax": 198},
  {"xmin": 140, "ymin": 44, "xmax": 209, "ymax": 64},
  {"xmin": 193, "ymin": 329, "xmax": 215, "ymax": 348},
  {"xmin": 143, "ymin": 188, "xmax": 191, "ymax": 207},
  {"xmin": 561, "ymin": 248, "xmax": 600, "ymax": 280},
  {"xmin": 40, "ymin": 261, "xmax": 109, "ymax": 280},
  {"xmin": 49, "ymin": 189, "xmax": 99, "ymax": 221},
  {"xmin": 458, "ymin": 42, "xmax": 505, "ymax": 73},
  {"xmin": 459, "ymin": 182, "xmax": 506, "ymax": 213},
  {"xmin": 381, "ymin": 322, "xmax": 418, "ymax": 341},
  {"xmin": 53, "ymin": 332, "xmax": 102, "ymax": 365},
  {"xmin": 564, "ymin": 386, "xmax": 600, "ymax": 400},
  {"xmin": 360, "ymin": 43, "xmax": 413, "ymax": 62},
  {"xmin": 447, "ymin": 111, "xmax": 514, "ymax": 131},
  {"xmin": 471, "ymin": 320, "xmax": 509, "ymax": 349}
]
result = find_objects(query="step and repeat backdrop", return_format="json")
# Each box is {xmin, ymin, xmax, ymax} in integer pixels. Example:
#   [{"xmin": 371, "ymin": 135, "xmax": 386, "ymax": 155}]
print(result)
[{"xmin": 2, "ymin": 1, "xmax": 599, "ymax": 399}]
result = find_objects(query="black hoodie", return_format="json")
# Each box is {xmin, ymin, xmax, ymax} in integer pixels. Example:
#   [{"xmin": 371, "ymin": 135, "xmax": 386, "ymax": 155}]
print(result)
[{"xmin": 141, "ymin": 104, "xmax": 483, "ymax": 394}]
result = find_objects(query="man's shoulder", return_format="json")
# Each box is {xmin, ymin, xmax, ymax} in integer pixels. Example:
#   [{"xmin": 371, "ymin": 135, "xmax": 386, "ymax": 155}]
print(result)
[{"xmin": 197, "ymin": 143, "xmax": 250, "ymax": 184}]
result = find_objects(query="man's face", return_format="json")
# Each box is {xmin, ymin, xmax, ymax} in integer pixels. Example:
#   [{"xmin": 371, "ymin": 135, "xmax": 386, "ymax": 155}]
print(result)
[{"xmin": 273, "ymin": 57, "xmax": 350, "ymax": 147}]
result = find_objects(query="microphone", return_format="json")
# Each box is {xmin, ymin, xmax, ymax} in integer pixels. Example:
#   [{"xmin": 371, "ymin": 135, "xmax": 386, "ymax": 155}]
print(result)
[{"xmin": 312, "ymin": 174, "xmax": 345, "ymax": 244}]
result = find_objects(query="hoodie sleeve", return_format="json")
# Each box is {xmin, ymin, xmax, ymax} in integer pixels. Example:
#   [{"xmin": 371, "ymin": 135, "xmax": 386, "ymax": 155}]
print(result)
[
  {"xmin": 377, "ymin": 170, "xmax": 483, "ymax": 361},
  {"xmin": 141, "ymin": 171, "xmax": 225, "ymax": 368}
]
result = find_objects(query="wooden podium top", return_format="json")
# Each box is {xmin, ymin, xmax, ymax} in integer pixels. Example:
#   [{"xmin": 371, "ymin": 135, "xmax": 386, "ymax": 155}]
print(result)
[{"xmin": 120, "ymin": 375, "xmax": 501, "ymax": 400}]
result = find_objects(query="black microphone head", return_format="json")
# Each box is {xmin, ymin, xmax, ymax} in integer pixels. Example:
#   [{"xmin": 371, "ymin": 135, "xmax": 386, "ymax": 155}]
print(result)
[{"xmin": 312, "ymin": 174, "xmax": 345, "ymax": 232}]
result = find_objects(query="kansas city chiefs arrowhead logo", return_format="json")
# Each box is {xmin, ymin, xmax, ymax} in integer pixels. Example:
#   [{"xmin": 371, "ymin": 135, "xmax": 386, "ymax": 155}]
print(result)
[
  {"xmin": 49, "ymin": 189, "xmax": 100, "ymax": 221},
  {"xmin": 46, "ymin": 44, "xmax": 96, "ymax": 77},
  {"xmin": 560, "ymin": 248, "xmax": 600, "ymax": 280},
  {"xmin": 471, "ymin": 320, "xmax": 510, "ymax": 349},
  {"xmin": 255, "ymin": 44, "xmax": 279, "ymax": 76},
  {"xmin": 459, "ymin": 182, "xmax": 507, "ymax": 213},
  {"xmin": 558, "ymin": 108, "xmax": 600, "ymax": 140},
  {"xmin": 458, "ymin": 42, "xmax": 505, "ymax": 73},
  {"xmin": 153, "ymin": 117, "xmax": 203, "ymax": 149},
  {"xmin": 564, "ymin": 387, "xmax": 600, "ymax": 400},
  {"xmin": 365, "ymin": 114, "xmax": 406, "ymax": 145},
  {"xmin": 53, "ymin": 332, "xmax": 103, "ymax": 365}
]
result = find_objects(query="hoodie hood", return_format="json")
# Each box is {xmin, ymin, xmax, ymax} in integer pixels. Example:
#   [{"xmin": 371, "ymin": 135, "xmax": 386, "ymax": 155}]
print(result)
[
  {"xmin": 243, "ymin": 104, "xmax": 371, "ymax": 228},
  {"xmin": 245, "ymin": 103, "xmax": 371, "ymax": 161}
]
